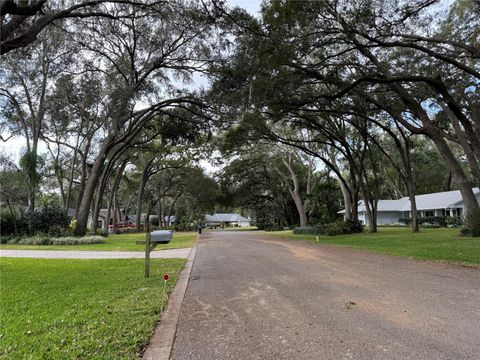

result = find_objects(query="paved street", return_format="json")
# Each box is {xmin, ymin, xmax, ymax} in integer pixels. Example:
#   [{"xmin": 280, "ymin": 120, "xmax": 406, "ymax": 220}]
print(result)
[
  {"xmin": 0, "ymin": 248, "xmax": 191, "ymax": 259},
  {"xmin": 171, "ymin": 231, "xmax": 480, "ymax": 360}
]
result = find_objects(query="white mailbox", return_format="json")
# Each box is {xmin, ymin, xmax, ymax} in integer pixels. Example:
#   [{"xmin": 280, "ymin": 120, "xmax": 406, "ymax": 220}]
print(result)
[{"xmin": 150, "ymin": 230, "xmax": 173, "ymax": 244}]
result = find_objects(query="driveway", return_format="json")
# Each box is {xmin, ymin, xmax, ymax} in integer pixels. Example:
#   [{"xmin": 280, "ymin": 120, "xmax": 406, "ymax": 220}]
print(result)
[
  {"xmin": 0, "ymin": 248, "xmax": 191, "ymax": 259},
  {"xmin": 171, "ymin": 231, "xmax": 480, "ymax": 359}
]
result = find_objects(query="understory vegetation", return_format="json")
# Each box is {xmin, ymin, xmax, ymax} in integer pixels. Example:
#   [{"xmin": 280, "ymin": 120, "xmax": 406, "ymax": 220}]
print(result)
[
  {"xmin": 2, "ymin": 235, "xmax": 105, "ymax": 246},
  {"xmin": 293, "ymin": 220, "xmax": 364, "ymax": 236},
  {"xmin": 0, "ymin": 232, "xmax": 196, "ymax": 251},
  {"xmin": 0, "ymin": 258, "xmax": 185, "ymax": 359}
]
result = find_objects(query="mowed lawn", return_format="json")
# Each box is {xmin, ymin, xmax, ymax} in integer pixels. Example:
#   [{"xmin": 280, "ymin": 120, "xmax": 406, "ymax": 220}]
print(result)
[
  {"xmin": 0, "ymin": 232, "xmax": 196, "ymax": 251},
  {"xmin": 266, "ymin": 227, "xmax": 480, "ymax": 265},
  {"xmin": 0, "ymin": 258, "xmax": 185, "ymax": 359}
]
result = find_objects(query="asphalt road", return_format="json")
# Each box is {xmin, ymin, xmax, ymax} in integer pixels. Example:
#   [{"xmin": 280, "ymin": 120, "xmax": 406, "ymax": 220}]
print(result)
[{"xmin": 170, "ymin": 231, "xmax": 480, "ymax": 360}]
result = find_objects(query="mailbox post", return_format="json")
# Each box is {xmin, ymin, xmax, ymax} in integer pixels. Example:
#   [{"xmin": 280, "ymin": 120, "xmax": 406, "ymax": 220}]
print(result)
[{"xmin": 136, "ymin": 226, "xmax": 173, "ymax": 278}]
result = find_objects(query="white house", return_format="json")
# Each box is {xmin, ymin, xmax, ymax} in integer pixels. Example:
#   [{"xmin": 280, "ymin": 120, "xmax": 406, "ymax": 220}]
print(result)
[
  {"xmin": 340, "ymin": 188, "xmax": 480, "ymax": 225},
  {"xmin": 205, "ymin": 213, "xmax": 251, "ymax": 227}
]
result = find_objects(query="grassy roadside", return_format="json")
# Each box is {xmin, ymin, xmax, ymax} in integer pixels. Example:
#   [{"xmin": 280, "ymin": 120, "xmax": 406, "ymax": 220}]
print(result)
[
  {"xmin": 265, "ymin": 227, "xmax": 480, "ymax": 265},
  {"xmin": 0, "ymin": 232, "xmax": 196, "ymax": 251},
  {"xmin": 0, "ymin": 257, "xmax": 185, "ymax": 359}
]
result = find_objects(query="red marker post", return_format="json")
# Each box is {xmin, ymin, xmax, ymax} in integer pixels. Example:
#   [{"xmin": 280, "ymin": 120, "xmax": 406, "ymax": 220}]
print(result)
[{"xmin": 162, "ymin": 274, "xmax": 170, "ymax": 305}]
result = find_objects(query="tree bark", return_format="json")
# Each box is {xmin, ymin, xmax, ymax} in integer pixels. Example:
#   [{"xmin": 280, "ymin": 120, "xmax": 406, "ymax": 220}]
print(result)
[
  {"xmin": 75, "ymin": 135, "xmax": 114, "ymax": 236},
  {"xmin": 135, "ymin": 174, "xmax": 148, "ymax": 232},
  {"xmin": 281, "ymin": 155, "xmax": 308, "ymax": 226}
]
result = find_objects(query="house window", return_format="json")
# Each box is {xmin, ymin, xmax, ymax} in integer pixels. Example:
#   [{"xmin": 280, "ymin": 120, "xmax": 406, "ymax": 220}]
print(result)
[{"xmin": 425, "ymin": 210, "xmax": 434, "ymax": 217}]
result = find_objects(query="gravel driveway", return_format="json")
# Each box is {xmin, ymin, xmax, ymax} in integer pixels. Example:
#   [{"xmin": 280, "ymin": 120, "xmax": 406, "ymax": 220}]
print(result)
[{"xmin": 170, "ymin": 231, "xmax": 480, "ymax": 360}]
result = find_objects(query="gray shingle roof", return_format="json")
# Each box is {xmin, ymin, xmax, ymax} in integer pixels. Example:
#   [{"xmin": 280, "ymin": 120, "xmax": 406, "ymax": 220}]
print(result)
[
  {"xmin": 205, "ymin": 213, "xmax": 250, "ymax": 222},
  {"xmin": 340, "ymin": 188, "xmax": 480, "ymax": 213}
]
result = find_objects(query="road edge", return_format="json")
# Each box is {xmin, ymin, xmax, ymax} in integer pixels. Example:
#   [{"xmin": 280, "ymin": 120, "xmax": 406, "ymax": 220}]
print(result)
[{"xmin": 142, "ymin": 235, "xmax": 199, "ymax": 360}]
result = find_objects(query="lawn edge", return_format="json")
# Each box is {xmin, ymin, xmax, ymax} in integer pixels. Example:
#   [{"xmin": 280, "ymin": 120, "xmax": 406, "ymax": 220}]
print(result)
[
  {"xmin": 141, "ymin": 234, "xmax": 199, "ymax": 359},
  {"xmin": 264, "ymin": 232, "xmax": 480, "ymax": 268}
]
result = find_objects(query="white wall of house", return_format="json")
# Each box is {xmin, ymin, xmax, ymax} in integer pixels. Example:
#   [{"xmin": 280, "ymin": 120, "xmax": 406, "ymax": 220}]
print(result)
[
  {"xmin": 377, "ymin": 211, "xmax": 403, "ymax": 225},
  {"xmin": 360, "ymin": 211, "xmax": 403, "ymax": 225},
  {"xmin": 358, "ymin": 212, "xmax": 367, "ymax": 224}
]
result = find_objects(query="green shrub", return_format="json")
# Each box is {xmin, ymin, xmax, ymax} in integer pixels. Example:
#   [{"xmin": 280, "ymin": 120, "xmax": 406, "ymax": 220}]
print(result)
[
  {"xmin": 86, "ymin": 229, "xmax": 109, "ymax": 237},
  {"xmin": 399, "ymin": 216, "xmax": 463, "ymax": 228},
  {"xmin": 264, "ymin": 225, "xmax": 284, "ymax": 231},
  {"xmin": 461, "ymin": 212, "xmax": 480, "ymax": 237},
  {"xmin": 17, "ymin": 236, "xmax": 51, "ymax": 245},
  {"xmin": 292, "ymin": 226, "xmax": 325, "ymax": 235},
  {"xmin": 8, "ymin": 235, "xmax": 105, "ymax": 246},
  {"xmin": 50, "ymin": 236, "xmax": 105, "ymax": 245},
  {"xmin": 173, "ymin": 223, "xmax": 195, "ymax": 232},
  {"xmin": 69, "ymin": 218, "xmax": 77, "ymax": 234},
  {"xmin": 325, "ymin": 219, "xmax": 364, "ymax": 236},
  {"xmin": 20, "ymin": 204, "xmax": 69, "ymax": 236},
  {"xmin": 0, "ymin": 209, "xmax": 17, "ymax": 236},
  {"xmin": 1, "ymin": 235, "xmax": 17, "ymax": 244}
]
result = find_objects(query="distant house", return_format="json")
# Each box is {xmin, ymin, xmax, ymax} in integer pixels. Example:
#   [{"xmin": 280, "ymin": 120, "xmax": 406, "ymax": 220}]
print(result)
[
  {"xmin": 67, "ymin": 208, "xmax": 130, "ymax": 229},
  {"xmin": 163, "ymin": 216, "xmax": 176, "ymax": 226},
  {"xmin": 205, "ymin": 213, "xmax": 251, "ymax": 227},
  {"xmin": 340, "ymin": 188, "xmax": 480, "ymax": 225}
]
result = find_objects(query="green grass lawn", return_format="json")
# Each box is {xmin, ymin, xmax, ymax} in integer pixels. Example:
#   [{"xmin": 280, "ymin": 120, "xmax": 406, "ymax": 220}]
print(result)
[
  {"xmin": 266, "ymin": 227, "xmax": 480, "ymax": 265},
  {"xmin": 0, "ymin": 257, "xmax": 185, "ymax": 359},
  {"xmin": 0, "ymin": 232, "xmax": 196, "ymax": 251}
]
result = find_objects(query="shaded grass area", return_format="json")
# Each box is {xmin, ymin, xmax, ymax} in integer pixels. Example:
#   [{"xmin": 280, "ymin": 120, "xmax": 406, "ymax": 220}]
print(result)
[
  {"xmin": 266, "ymin": 227, "xmax": 480, "ymax": 265},
  {"xmin": 0, "ymin": 232, "xmax": 196, "ymax": 251},
  {"xmin": 0, "ymin": 257, "xmax": 185, "ymax": 359}
]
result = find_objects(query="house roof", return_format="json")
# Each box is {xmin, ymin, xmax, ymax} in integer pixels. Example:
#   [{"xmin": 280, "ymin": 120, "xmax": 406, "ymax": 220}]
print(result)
[
  {"xmin": 339, "ymin": 199, "xmax": 409, "ymax": 214},
  {"xmin": 339, "ymin": 188, "xmax": 480, "ymax": 213},
  {"xmin": 205, "ymin": 213, "xmax": 250, "ymax": 222},
  {"xmin": 402, "ymin": 188, "xmax": 479, "ymax": 211}
]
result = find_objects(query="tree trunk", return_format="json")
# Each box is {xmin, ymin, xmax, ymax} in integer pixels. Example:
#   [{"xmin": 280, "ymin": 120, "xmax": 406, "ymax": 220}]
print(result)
[
  {"xmin": 6, "ymin": 200, "xmax": 17, "ymax": 235},
  {"xmin": 123, "ymin": 193, "xmax": 135, "ymax": 225},
  {"xmin": 75, "ymin": 136, "xmax": 113, "ymax": 236},
  {"xmin": 338, "ymin": 179, "xmax": 352, "ymax": 220},
  {"xmin": 105, "ymin": 190, "xmax": 113, "ymax": 234},
  {"xmin": 110, "ymin": 160, "xmax": 127, "ymax": 234},
  {"xmin": 75, "ymin": 137, "xmax": 92, "ymax": 214},
  {"xmin": 135, "ymin": 174, "xmax": 148, "ymax": 232},
  {"xmin": 364, "ymin": 200, "xmax": 378, "ymax": 233},
  {"xmin": 112, "ymin": 191, "xmax": 118, "ymax": 234},
  {"xmin": 94, "ymin": 166, "xmax": 114, "ymax": 235},
  {"xmin": 428, "ymin": 129, "xmax": 480, "ymax": 232},
  {"xmin": 281, "ymin": 156, "xmax": 308, "ymax": 226}
]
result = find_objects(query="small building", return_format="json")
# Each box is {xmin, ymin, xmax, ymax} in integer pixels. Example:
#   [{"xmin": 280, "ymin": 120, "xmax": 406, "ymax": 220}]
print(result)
[
  {"xmin": 82, "ymin": 209, "xmax": 130, "ymax": 229},
  {"xmin": 340, "ymin": 188, "xmax": 480, "ymax": 225},
  {"xmin": 205, "ymin": 213, "xmax": 251, "ymax": 227}
]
